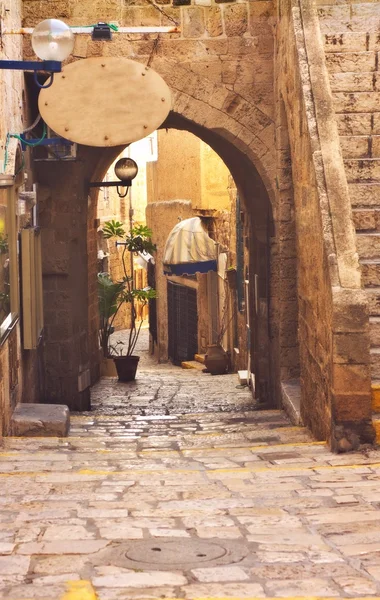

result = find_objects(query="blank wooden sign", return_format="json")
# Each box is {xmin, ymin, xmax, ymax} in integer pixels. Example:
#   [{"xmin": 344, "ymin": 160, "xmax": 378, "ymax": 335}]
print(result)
[{"xmin": 39, "ymin": 57, "xmax": 172, "ymax": 147}]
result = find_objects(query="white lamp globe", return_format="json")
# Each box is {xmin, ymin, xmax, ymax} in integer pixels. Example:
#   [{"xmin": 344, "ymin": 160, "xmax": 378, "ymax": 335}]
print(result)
[
  {"xmin": 114, "ymin": 158, "xmax": 138, "ymax": 181},
  {"xmin": 32, "ymin": 19, "xmax": 74, "ymax": 62}
]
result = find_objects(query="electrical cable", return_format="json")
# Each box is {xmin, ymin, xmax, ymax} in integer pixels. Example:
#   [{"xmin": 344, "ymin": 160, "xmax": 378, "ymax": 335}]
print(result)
[
  {"xmin": 2, "ymin": 121, "xmax": 46, "ymax": 173},
  {"xmin": 70, "ymin": 23, "xmax": 119, "ymax": 31}
]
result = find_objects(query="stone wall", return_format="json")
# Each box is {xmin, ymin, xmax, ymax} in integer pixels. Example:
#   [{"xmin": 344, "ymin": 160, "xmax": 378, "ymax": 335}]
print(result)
[
  {"xmin": 0, "ymin": 0, "xmax": 37, "ymax": 436},
  {"xmin": 277, "ymin": 0, "xmax": 374, "ymax": 448}
]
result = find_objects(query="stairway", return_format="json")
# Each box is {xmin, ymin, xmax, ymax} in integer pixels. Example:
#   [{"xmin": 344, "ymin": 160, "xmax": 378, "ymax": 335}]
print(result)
[{"xmin": 317, "ymin": 2, "xmax": 380, "ymax": 438}]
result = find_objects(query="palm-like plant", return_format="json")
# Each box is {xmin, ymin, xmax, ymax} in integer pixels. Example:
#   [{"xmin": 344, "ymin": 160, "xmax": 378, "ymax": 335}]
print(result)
[{"xmin": 98, "ymin": 220, "xmax": 157, "ymax": 357}]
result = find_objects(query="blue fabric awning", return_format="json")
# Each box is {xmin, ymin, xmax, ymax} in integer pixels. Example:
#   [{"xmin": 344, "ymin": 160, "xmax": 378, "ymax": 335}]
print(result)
[{"xmin": 163, "ymin": 217, "xmax": 218, "ymax": 276}]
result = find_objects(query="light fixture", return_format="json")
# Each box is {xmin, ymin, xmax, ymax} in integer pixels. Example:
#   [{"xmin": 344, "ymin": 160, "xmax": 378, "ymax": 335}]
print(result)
[
  {"xmin": 89, "ymin": 158, "xmax": 138, "ymax": 198},
  {"xmin": 91, "ymin": 22, "xmax": 112, "ymax": 41},
  {"xmin": 0, "ymin": 19, "xmax": 74, "ymax": 88}
]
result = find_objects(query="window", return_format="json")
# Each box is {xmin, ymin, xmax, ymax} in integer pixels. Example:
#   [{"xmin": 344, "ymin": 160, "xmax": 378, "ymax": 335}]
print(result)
[{"xmin": 0, "ymin": 186, "xmax": 19, "ymax": 341}]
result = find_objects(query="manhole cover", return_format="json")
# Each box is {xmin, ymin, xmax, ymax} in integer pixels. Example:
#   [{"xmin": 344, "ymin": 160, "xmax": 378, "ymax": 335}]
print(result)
[
  {"xmin": 126, "ymin": 540, "xmax": 226, "ymax": 565},
  {"xmin": 95, "ymin": 539, "xmax": 250, "ymax": 571}
]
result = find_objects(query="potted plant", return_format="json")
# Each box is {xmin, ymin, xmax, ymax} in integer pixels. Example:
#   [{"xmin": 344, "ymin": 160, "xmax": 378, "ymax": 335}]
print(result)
[{"xmin": 98, "ymin": 220, "xmax": 157, "ymax": 381}]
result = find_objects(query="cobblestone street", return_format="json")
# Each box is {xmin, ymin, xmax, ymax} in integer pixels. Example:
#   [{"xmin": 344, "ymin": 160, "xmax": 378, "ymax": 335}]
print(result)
[{"xmin": 1, "ymin": 335, "xmax": 380, "ymax": 599}]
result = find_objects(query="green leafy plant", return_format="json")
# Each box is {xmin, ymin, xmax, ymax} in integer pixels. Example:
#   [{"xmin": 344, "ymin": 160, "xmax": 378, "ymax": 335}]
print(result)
[
  {"xmin": 98, "ymin": 222, "xmax": 157, "ymax": 358},
  {"xmin": 0, "ymin": 234, "xmax": 8, "ymax": 255}
]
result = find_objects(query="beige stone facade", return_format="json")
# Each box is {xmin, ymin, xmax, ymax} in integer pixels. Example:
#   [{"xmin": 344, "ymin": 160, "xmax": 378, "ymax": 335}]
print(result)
[{"xmin": 0, "ymin": 0, "xmax": 378, "ymax": 448}]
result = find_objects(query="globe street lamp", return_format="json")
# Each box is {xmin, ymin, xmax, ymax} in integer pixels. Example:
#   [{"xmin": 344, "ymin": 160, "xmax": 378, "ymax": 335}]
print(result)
[
  {"xmin": 89, "ymin": 158, "xmax": 139, "ymax": 199},
  {"xmin": 0, "ymin": 19, "xmax": 74, "ymax": 88}
]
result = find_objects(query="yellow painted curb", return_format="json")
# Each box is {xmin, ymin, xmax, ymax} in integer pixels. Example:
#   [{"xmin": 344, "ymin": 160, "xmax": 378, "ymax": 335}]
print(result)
[
  {"xmin": 371, "ymin": 383, "xmax": 380, "ymax": 411},
  {"xmin": 61, "ymin": 580, "xmax": 98, "ymax": 600},
  {"xmin": 1, "ymin": 461, "xmax": 380, "ymax": 478}
]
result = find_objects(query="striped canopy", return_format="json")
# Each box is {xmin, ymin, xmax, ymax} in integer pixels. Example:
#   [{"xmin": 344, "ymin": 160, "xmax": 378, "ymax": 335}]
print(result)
[{"xmin": 163, "ymin": 217, "xmax": 218, "ymax": 276}]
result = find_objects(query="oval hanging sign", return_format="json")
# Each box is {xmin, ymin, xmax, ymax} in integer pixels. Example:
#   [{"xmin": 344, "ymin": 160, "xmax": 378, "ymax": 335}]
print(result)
[{"xmin": 39, "ymin": 57, "xmax": 172, "ymax": 147}]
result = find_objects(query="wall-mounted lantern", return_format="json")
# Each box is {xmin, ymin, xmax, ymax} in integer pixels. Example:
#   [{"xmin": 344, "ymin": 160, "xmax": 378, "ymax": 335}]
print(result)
[
  {"xmin": 89, "ymin": 158, "xmax": 138, "ymax": 199},
  {"xmin": 0, "ymin": 19, "xmax": 74, "ymax": 88}
]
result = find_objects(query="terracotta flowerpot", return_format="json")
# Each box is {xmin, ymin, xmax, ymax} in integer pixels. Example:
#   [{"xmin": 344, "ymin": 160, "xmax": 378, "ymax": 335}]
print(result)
[
  {"xmin": 204, "ymin": 344, "xmax": 229, "ymax": 375},
  {"xmin": 113, "ymin": 355, "xmax": 140, "ymax": 382}
]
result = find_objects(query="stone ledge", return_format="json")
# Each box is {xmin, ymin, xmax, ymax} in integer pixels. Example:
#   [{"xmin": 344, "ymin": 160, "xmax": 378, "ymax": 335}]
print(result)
[
  {"xmin": 281, "ymin": 380, "xmax": 303, "ymax": 426},
  {"xmin": 11, "ymin": 404, "xmax": 70, "ymax": 437}
]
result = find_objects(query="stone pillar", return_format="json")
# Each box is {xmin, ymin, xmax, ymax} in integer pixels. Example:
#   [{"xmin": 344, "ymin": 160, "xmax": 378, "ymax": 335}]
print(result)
[
  {"xmin": 330, "ymin": 288, "xmax": 375, "ymax": 451},
  {"xmin": 37, "ymin": 161, "xmax": 91, "ymax": 411}
]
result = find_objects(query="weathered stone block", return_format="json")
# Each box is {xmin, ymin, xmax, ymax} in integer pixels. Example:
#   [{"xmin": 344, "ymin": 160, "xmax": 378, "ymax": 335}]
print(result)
[
  {"xmin": 332, "ymin": 392, "xmax": 372, "ymax": 422},
  {"xmin": 345, "ymin": 159, "xmax": 380, "ymax": 183},
  {"xmin": 332, "ymin": 363, "xmax": 371, "ymax": 394},
  {"xmin": 356, "ymin": 232, "xmax": 380, "ymax": 259},
  {"xmin": 331, "ymin": 288, "xmax": 369, "ymax": 333},
  {"xmin": 334, "ymin": 92, "xmax": 380, "ymax": 114},
  {"xmin": 340, "ymin": 136, "xmax": 369, "ymax": 159},
  {"xmin": 365, "ymin": 288, "xmax": 380, "ymax": 316},
  {"xmin": 369, "ymin": 316, "xmax": 380, "ymax": 345},
  {"xmin": 333, "ymin": 333, "xmax": 369, "ymax": 365},
  {"xmin": 371, "ymin": 136, "xmax": 380, "ymax": 158},
  {"xmin": 11, "ymin": 404, "xmax": 70, "ymax": 437},
  {"xmin": 349, "ymin": 183, "xmax": 380, "ymax": 207},
  {"xmin": 183, "ymin": 7, "xmax": 205, "ymax": 38},
  {"xmin": 330, "ymin": 72, "xmax": 373, "ymax": 93},
  {"xmin": 337, "ymin": 113, "xmax": 372, "ymax": 136},
  {"xmin": 325, "ymin": 52, "xmax": 376, "ymax": 74},
  {"xmin": 323, "ymin": 33, "xmax": 367, "ymax": 54},
  {"xmin": 224, "ymin": 4, "xmax": 248, "ymax": 37},
  {"xmin": 353, "ymin": 208, "xmax": 377, "ymax": 231},
  {"xmin": 361, "ymin": 261, "xmax": 380, "ymax": 287},
  {"xmin": 205, "ymin": 7, "xmax": 223, "ymax": 37}
]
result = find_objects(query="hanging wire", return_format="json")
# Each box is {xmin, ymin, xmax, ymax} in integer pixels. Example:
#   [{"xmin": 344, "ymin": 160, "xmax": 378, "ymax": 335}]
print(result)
[
  {"xmin": 145, "ymin": 0, "xmax": 179, "ymax": 26},
  {"xmin": 147, "ymin": 35, "xmax": 160, "ymax": 68},
  {"xmin": 2, "ymin": 121, "xmax": 47, "ymax": 173}
]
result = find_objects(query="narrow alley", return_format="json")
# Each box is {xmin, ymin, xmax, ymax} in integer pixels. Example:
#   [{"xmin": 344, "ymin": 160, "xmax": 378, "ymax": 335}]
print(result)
[{"xmin": 1, "ymin": 333, "xmax": 380, "ymax": 599}]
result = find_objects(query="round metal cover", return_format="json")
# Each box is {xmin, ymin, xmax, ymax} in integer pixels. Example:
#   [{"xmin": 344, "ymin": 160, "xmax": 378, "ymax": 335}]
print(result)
[
  {"xmin": 94, "ymin": 539, "xmax": 250, "ymax": 571},
  {"xmin": 38, "ymin": 57, "xmax": 172, "ymax": 147},
  {"xmin": 127, "ymin": 540, "xmax": 226, "ymax": 565}
]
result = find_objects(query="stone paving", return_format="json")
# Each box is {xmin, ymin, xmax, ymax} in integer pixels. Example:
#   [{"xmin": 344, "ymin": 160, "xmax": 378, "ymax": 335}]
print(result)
[{"xmin": 1, "ymin": 333, "xmax": 380, "ymax": 599}]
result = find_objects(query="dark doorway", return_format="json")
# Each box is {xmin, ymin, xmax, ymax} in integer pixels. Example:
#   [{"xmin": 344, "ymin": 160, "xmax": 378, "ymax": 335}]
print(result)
[{"xmin": 168, "ymin": 281, "xmax": 198, "ymax": 365}]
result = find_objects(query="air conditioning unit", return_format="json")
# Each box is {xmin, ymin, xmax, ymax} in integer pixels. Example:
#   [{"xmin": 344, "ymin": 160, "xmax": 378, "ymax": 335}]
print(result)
[{"xmin": 33, "ymin": 127, "xmax": 77, "ymax": 162}]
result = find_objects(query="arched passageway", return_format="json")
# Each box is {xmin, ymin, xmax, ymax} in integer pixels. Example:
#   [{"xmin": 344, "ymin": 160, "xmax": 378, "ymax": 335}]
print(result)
[
  {"xmin": 88, "ymin": 113, "xmax": 276, "ymax": 406},
  {"xmin": 35, "ymin": 106, "xmax": 289, "ymax": 412}
]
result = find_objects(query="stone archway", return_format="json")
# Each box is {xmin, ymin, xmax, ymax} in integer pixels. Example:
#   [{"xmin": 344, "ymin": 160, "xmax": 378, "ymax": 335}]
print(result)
[{"xmin": 35, "ymin": 68, "xmax": 291, "ymax": 411}]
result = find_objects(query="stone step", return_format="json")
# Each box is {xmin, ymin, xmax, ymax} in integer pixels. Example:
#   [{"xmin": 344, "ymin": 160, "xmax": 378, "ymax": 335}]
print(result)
[
  {"xmin": 363, "ymin": 261, "xmax": 380, "ymax": 286},
  {"xmin": 345, "ymin": 159, "xmax": 380, "ymax": 183},
  {"xmin": 337, "ymin": 114, "xmax": 375, "ymax": 137},
  {"xmin": 340, "ymin": 136, "xmax": 380, "ymax": 160},
  {"xmin": 194, "ymin": 353, "xmax": 205, "ymax": 364},
  {"xmin": 369, "ymin": 317, "xmax": 380, "ymax": 345},
  {"xmin": 11, "ymin": 404, "xmax": 70, "ymax": 437},
  {"xmin": 372, "ymin": 415, "xmax": 380, "ymax": 444},
  {"xmin": 370, "ymin": 347, "xmax": 380, "ymax": 378},
  {"xmin": 323, "ymin": 32, "xmax": 368, "ymax": 54},
  {"xmin": 364, "ymin": 287, "xmax": 380, "ymax": 316},
  {"xmin": 371, "ymin": 380, "xmax": 380, "ymax": 412},
  {"xmin": 341, "ymin": 136, "xmax": 370, "ymax": 159},
  {"xmin": 334, "ymin": 91, "xmax": 380, "ymax": 114},
  {"xmin": 353, "ymin": 208, "xmax": 380, "ymax": 231},
  {"xmin": 181, "ymin": 360, "xmax": 205, "ymax": 371},
  {"xmin": 349, "ymin": 183, "xmax": 380, "ymax": 208},
  {"xmin": 330, "ymin": 72, "xmax": 375, "ymax": 93},
  {"xmin": 325, "ymin": 52, "xmax": 376, "ymax": 74},
  {"xmin": 356, "ymin": 233, "xmax": 380, "ymax": 259}
]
